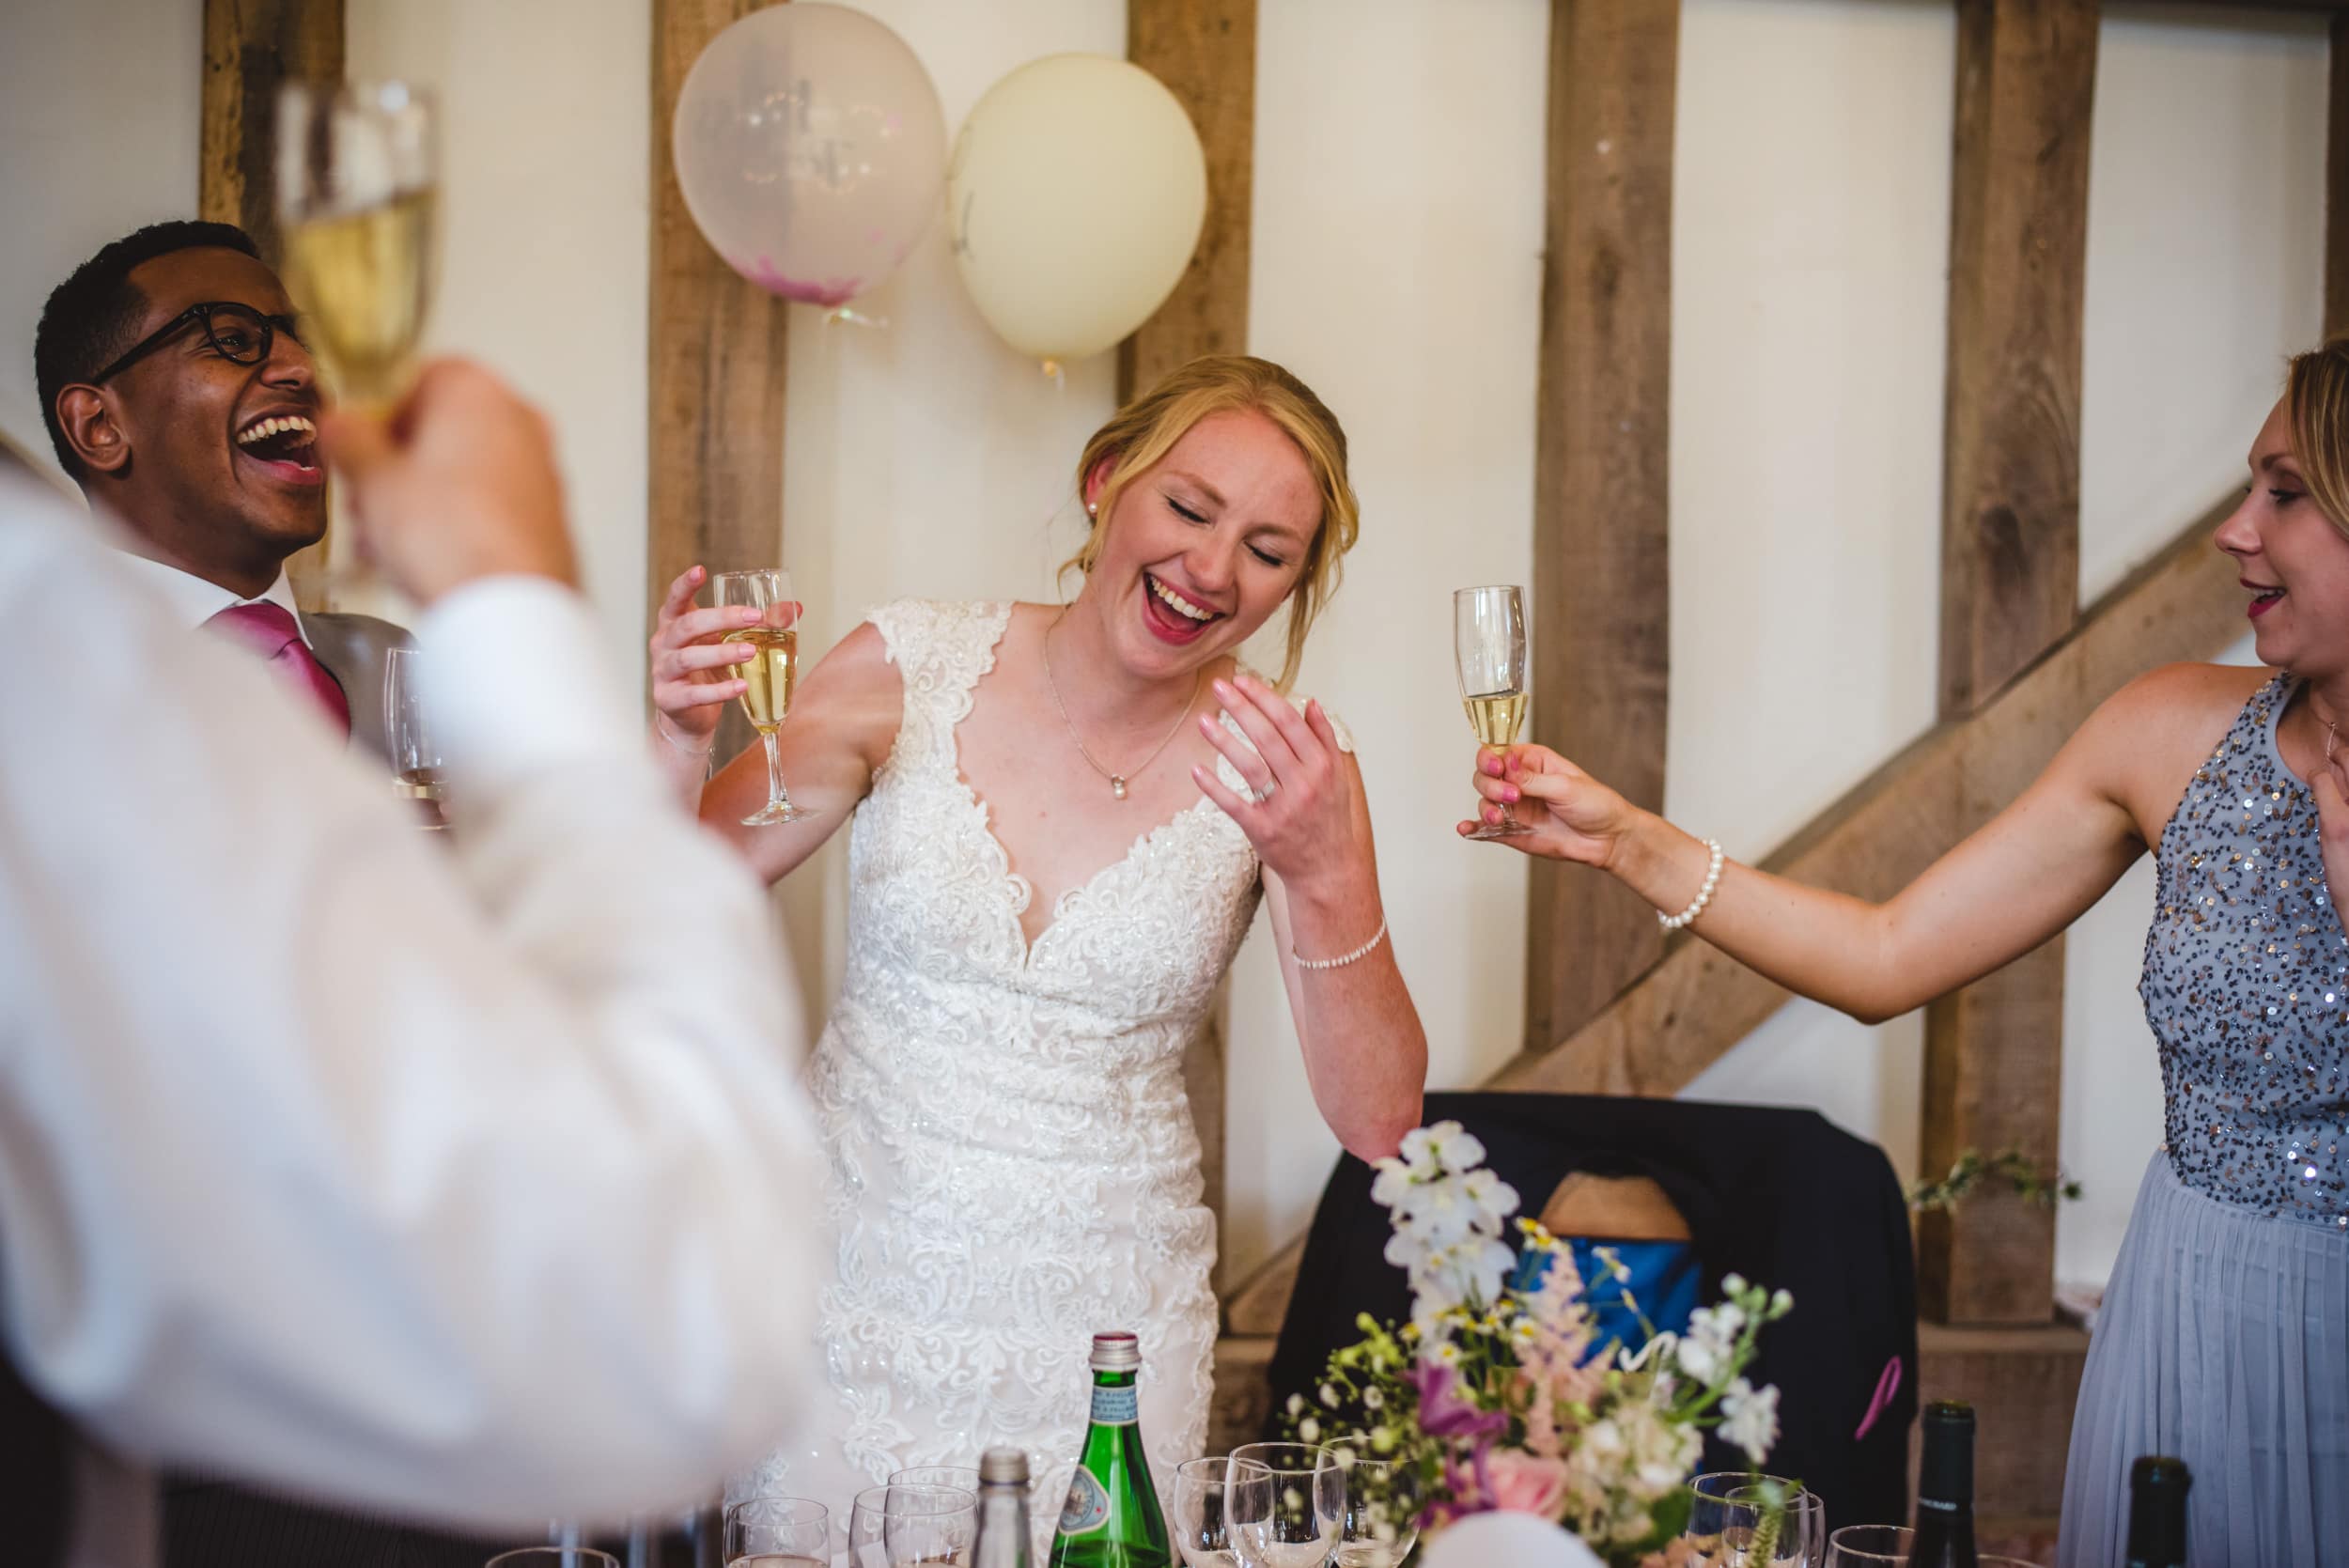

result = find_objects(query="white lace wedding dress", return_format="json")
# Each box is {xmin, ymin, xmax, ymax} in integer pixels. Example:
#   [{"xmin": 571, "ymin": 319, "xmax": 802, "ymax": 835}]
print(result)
[{"xmin": 738, "ymin": 600, "xmax": 1339, "ymax": 1546}]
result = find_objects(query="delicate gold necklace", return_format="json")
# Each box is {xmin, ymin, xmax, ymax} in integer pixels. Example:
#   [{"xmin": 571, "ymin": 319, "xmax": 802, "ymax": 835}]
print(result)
[{"xmin": 1041, "ymin": 613, "xmax": 1203, "ymax": 800}]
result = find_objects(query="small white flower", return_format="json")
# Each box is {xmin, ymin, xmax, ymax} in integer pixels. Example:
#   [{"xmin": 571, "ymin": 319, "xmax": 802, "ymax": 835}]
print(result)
[
  {"xmin": 1770, "ymin": 1288, "xmax": 1795, "ymax": 1316},
  {"xmin": 1676, "ymin": 1335, "xmax": 1720, "ymax": 1383},
  {"xmin": 1319, "ymin": 1384, "xmax": 1341, "ymax": 1409},
  {"xmin": 1719, "ymin": 1378, "xmax": 1781, "ymax": 1464},
  {"xmin": 1721, "ymin": 1272, "xmax": 1749, "ymax": 1296},
  {"xmin": 1362, "ymin": 1388, "xmax": 1385, "ymax": 1411},
  {"xmin": 1298, "ymin": 1417, "xmax": 1321, "ymax": 1444},
  {"xmin": 1285, "ymin": 1393, "xmax": 1305, "ymax": 1418},
  {"xmin": 1584, "ymin": 1419, "xmax": 1626, "ymax": 1457}
]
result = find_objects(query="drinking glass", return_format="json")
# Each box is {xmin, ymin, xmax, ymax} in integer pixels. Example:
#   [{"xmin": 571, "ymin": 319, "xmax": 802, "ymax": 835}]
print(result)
[
  {"xmin": 484, "ymin": 1552, "xmax": 620, "ymax": 1568},
  {"xmin": 276, "ymin": 80, "xmax": 439, "ymax": 410},
  {"xmin": 1825, "ymin": 1524, "xmax": 1907, "ymax": 1565},
  {"xmin": 1226, "ymin": 1443, "xmax": 1339, "ymax": 1568},
  {"xmin": 1174, "ymin": 1455, "xmax": 1272, "ymax": 1568},
  {"xmin": 847, "ymin": 1483, "xmax": 976, "ymax": 1566},
  {"xmin": 712, "ymin": 569, "xmax": 810, "ymax": 825},
  {"xmin": 723, "ymin": 1496, "xmax": 830, "ymax": 1566},
  {"xmin": 1314, "ymin": 1439, "xmax": 1419, "ymax": 1568},
  {"xmin": 1685, "ymin": 1473, "xmax": 1826, "ymax": 1565},
  {"xmin": 383, "ymin": 646, "xmax": 445, "ymax": 828},
  {"xmin": 1455, "ymin": 584, "xmax": 1532, "ymax": 839}
]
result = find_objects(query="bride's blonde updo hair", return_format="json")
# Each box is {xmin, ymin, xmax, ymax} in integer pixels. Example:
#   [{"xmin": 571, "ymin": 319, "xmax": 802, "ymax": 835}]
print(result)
[
  {"xmin": 1062, "ymin": 354, "xmax": 1360, "ymax": 691},
  {"xmin": 2287, "ymin": 336, "xmax": 2349, "ymax": 538}
]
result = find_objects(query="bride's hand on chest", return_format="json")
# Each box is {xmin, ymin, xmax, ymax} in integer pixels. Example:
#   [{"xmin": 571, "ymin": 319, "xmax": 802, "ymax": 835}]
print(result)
[{"xmin": 1190, "ymin": 673, "xmax": 1375, "ymax": 895}]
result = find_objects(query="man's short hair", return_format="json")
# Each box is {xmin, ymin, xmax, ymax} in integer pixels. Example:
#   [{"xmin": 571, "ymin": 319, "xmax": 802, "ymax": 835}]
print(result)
[{"xmin": 33, "ymin": 221, "xmax": 261, "ymax": 477}]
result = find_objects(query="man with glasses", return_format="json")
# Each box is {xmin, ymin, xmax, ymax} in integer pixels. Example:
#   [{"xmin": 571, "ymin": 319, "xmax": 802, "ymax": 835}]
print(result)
[{"xmin": 34, "ymin": 220, "xmax": 409, "ymax": 758}]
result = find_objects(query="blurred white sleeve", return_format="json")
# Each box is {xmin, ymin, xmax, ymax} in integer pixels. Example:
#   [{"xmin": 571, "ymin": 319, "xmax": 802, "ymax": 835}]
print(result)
[{"xmin": 0, "ymin": 474, "xmax": 822, "ymax": 1529}]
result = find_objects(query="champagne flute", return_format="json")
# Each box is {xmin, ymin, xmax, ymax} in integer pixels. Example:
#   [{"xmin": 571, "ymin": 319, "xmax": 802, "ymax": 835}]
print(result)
[
  {"xmin": 1685, "ymin": 1473, "xmax": 1826, "ymax": 1565},
  {"xmin": 1226, "ymin": 1443, "xmax": 1339, "ymax": 1568},
  {"xmin": 276, "ymin": 80, "xmax": 439, "ymax": 411},
  {"xmin": 1455, "ymin": 584, "xmax": 1534, "ymax": 839},
  {"xmin": 1313, "ymin": 1439, "xmax": 1419, "ymax": 1568},
  {"xmin": 1174, "ymin": 1455, "xmax": 1272, "ymax": 1568},
  {"xmin": 723, "ymin": 1497, "xmax": 830, "ymax": 1568},
  {"xmin": 383, "ymin": 646, "xmax": 445, "ymax": 829},
  {"xmin": 847, "ymin": 1483, "xmax": 976, "ymax": 1566},
  {"xmin": 712, "ymin": 569, "xmax": 812, "ymax": 826}
]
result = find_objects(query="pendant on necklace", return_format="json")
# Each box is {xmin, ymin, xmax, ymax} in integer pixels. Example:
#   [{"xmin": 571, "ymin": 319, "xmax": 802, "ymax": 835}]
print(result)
[{"xmin": 1111, "ymin": 776, "xmax": 1128, "ymax": 800}]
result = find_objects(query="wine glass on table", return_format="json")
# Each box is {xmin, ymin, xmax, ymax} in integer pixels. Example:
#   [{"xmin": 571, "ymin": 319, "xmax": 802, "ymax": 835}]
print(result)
[
  {"xmin": 848, "ymin": 1483, "xmax": 976, "ymax": 1566},
  {"xmin": 1685, "ymin": 1472, "xmax": 1826, "ymax": 1565},
  {"xmin": 1226, "ymin": 1443, "xmax": 1339, "ymax": 1568},
  {"xmin": 711, "ymin": 569, "xmax": 811, "ymax": 826},
  {"xmin": 1313, "ymin": 1438, "xmax": 1419, "ymax": 1568},
  {"xmin": 1454, "ymin": 584, "xmax": 1532, "ymax": 839},
  {"xmin": 1174, "ymin": 1455, "xmax": 1272, "ymax": 1567},
  {"xmin": 723, "ymin": 1497, "xmax": 831, "ymax": 1567}
]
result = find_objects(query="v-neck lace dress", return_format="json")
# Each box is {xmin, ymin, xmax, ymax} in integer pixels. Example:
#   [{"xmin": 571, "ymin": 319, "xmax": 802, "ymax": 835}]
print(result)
[{"xmin": 738, "ymin": 600, "xmax": 1335, "ymax": 1541}]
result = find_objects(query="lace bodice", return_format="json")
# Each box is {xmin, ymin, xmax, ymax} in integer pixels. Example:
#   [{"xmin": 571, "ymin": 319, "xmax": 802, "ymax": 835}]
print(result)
[{"xmin": 742, "ymin": 600, "xmax": 1339, "ymax": 1540}]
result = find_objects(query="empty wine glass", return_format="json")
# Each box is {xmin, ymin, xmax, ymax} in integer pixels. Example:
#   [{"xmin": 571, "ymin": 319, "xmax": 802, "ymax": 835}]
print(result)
[
  {"xmin": 1825, "ymin": 1524, "xmax": 1907, "ymax": 1565},
  {"xmin": 1685, "ymin": 1472, "xmax": 1826, "ymax": 1565},
  {"xmin": 484, "ymin": 1551, "xmax": 620, "ymax": 1568},
  {"xmin": 723, "ymin": 1496, "xmax": 830, "ymax": 1566},
  {"xmin": 1174, "ymin": 1455, "xmax": 1272, "ymax": 1567},
  {"xmin": 1226, "ymin": 1443, "xmax": 1339, "ymax": 1568},
  {"xmin": 1314, "ymin": 1438, "xmax": 1420, "ymax": 1567},
  {"xmin": 848, "ymin": 1483, "xmax": 976, "ymax": 1566}
]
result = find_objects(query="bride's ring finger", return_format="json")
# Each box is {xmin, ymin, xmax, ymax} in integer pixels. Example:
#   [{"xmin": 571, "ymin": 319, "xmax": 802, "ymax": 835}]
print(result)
[{"xmin": 1198, "ymin": 713, "xmax": 1278, "ymax": 803}]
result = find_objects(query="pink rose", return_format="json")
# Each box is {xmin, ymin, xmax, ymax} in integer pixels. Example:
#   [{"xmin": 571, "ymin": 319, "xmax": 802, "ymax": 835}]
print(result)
[{"xmin": 1485, "ymin": 1450, "xmax": 1571, "ymax": 1520}]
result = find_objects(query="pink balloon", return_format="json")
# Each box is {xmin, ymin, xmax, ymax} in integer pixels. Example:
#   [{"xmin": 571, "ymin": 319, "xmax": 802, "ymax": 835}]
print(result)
[{"xmin": 672, "ymin": 4, "xmax": 946, "ymax": 308}]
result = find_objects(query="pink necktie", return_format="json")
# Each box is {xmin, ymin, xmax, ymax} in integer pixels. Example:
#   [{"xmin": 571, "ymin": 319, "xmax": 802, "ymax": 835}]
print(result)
[{"xmin": 205, "ymin": 601, "xmax": 352, "ymax": 740}]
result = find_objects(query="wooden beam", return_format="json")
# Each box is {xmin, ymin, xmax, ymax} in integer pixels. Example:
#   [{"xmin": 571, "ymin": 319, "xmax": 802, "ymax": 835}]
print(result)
[
  {"xmin": 649, "ymin": 0, "xmax": 792, "ymax": 759},
  {"xmin": 1126, "ymin": 0, "xmax": 1256, "ymax": 1296},
  {"xmin": 1120, "ymin": 0, "xmax": 1255, "ymax": 401},
  {"xmin": 1925, "ymin": 0, "xmax": 2098, "ymax": 1325},
  {"xmin": 1522, "ymin": 0, "xmax": 1680, "ymax": 1057},
  {"xmin": 201, "ymin": 0, "xmax": 344, "ymax": 611},
  {"xmin": 2330, "ymin": 11, "xmax": 2349, "ymax": 340}
]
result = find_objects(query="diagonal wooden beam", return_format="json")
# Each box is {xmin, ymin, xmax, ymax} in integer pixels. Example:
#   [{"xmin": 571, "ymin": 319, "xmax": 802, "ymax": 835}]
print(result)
[
  {"xmin": 649, "ymin": 0, "xmax": 791, "ymax": 761},
  {"xmin": 1126, "ymin": 0, "xmax": 1256, "ymax": 1299},
  {"xmin": 1523, "ymin": 0, "xmax": 1681, "ymax": 1058},
  {"xmin": 1227, "ymin": 493, "xmax": 2248, "ymax": 1336},
  {"xmin": 201, "ymin": 0, "xmax": 344, "ymax": 611},
  {"xmin": 1923, "ymin": 0, "xmax": 2098, "ymax": 1327}
]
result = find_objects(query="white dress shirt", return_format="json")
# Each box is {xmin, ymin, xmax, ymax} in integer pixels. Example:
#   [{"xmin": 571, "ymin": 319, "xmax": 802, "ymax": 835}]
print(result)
[
  {"xmin": 108, "ymin": 549, "xmax": 311, "ymax": 641},
  {"xmin": 0, "ymin": 474, "xmax": 824, "ymax": 1560}
]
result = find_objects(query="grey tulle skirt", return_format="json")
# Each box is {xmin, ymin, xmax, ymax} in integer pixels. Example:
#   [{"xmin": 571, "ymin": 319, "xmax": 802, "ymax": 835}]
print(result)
[{"xmin": 2058, "ymin": 1152, "xmax": 2348, "ymax": 1567}]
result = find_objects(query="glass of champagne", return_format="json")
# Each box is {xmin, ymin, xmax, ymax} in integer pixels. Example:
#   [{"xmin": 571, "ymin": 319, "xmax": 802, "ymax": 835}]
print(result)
[
  {"xmin": 383, "ymin": 646, "xmax": 445, "ymax": 829},
  {"xmin": 712, "ymin": 568, "xmax": 811, "ymax": 826},
  {"xmin": 722, "ymin": 1497, "xmax": 830, "ymax": 1567},
  {"xmin": 1455, "ymin": 584, "xmax": 1533, "ymax": 839},
  {"xmin": 276, "ymin": 80, "xmax": 438, "ymax": 410},
  {"xmin": 847, "ymin": 1483, "xmax": 975, "ymax": 1566},
  {"xmin": 1174, "ymin": 1455, "xmax": 1272, "ymax": 1568},
  {"xmin": 1314, "ymin": 1439, "xmax": 1419, "ymax": 1568},
  {"xmin": 1226, "ymin": 1443, "xmax": 1340, "ymax": 1568}
]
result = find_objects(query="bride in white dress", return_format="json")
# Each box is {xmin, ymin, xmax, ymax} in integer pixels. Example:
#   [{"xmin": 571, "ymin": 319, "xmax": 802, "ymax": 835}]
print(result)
[{"xmin": 645, "ymin": 356, "xmax": 1429, "ymax": 1540}]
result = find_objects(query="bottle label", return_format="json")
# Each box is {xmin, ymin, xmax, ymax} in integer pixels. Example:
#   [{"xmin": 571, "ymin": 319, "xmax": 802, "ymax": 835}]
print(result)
[
  {"xmin": 1089, "ymin": 1385, "xmax": 1140, "ymax": 1427},
  {"xmin": 1058, "ymin": 1467, "xmax": 1112, "ymax": 1536}
]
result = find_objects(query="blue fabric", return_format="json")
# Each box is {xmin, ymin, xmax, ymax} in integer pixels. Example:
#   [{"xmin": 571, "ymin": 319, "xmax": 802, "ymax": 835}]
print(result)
[{"xmin": 1511, "ymin": 1240, "xmax": 1702, "ymax": 1361}]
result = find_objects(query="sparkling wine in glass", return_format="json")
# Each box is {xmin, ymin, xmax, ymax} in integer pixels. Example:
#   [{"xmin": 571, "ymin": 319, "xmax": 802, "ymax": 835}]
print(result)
[
  {"xmin": 1315, "ymin": 1439, "xmax": 1419, "ymax": 1568},
  {"xmin": 382, "ymin": 646, "xmax": 445, "ymax": 830},
  {"xmin": 1455, "ymin": 583, "xmax": 1534, "ymax": 840},
  {"xmin": 276, "ymin": 80, "xmax": 438, "ymax": 410},
  {"xmin": 1174, "ymin": 1455, "xmax": 1272, "ymax": 1568},
  {"xmin": 712, "ymin": 568, "xmax": 811, "ymax": 826},
  {"xmin": 723, "ymin": 1496, "xmax": 831, "ymax": 1567},
  {"xmin": 1226, "ymin": 1443, "xmax": 1339, "ymax": 1568}
]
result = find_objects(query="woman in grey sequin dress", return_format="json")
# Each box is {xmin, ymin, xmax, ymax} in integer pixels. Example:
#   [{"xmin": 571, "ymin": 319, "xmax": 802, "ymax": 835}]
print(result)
[{"xmin": 1466, "ymin": 338, "xmax": 2349, "ymax": 1568}]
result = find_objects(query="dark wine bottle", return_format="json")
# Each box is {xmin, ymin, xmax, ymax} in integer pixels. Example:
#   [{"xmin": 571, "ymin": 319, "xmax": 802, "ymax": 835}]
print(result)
[
  {"xmin": 1910, "ymin": 1400, "xmax": 1980, "ymax": 1568},
  {"xmin": 2125, "ymin": 1455, "xmax": 2191, "ymax": 1568}
]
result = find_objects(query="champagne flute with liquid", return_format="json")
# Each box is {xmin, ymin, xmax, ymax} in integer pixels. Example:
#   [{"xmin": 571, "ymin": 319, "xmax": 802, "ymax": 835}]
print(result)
[
  {"xmin": 382, "ymin": 646, "xmax": 445, "ymax": 830},
  {"xmin": 276, "ymin": 80, "xmax": 438, "ymax": 410},
  {"xmin": 1455, "ymin": 584, "xmax": 1534, "ymax": 840},
  {"xmin": 712, "ymin": 569, "xmax": 812, "ymax": 826}
]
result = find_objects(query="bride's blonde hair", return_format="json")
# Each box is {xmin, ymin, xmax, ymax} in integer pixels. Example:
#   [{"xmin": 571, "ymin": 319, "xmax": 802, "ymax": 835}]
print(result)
[
  {"xmin": 1061, "ymin": 355, "xmax": 1360, "ymax": 691},
  {"xmin": 2288, "ymin": 336, "xmax": 2349, "ymax": 538}
]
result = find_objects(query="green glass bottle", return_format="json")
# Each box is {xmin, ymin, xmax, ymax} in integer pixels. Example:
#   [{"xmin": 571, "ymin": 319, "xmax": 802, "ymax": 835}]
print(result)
[{"xmin": 1048, "ymin": 1331, "xmax": 1172, "ymax": 1568}]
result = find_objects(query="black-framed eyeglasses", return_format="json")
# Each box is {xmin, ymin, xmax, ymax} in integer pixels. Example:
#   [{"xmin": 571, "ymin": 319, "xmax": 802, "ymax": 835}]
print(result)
[{"xmin": 86, "ymin": 302, "xmax": 305, "ymax": 385}]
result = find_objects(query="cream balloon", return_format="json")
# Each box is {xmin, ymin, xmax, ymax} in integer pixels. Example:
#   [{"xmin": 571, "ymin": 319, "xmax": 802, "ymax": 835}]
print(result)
[
  {"xmin": 947, "ymin": 54, "xmax": 1206, "ymax": 365},
  {"xmin": 672, "ymin": 2, "xmax": 946, "ymax": 308}
]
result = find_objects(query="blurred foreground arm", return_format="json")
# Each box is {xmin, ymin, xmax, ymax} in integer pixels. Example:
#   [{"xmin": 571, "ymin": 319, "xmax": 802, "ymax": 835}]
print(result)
[{"xmin": 0, "ymin": 362, "xmax": 820, "ymax": 1529}]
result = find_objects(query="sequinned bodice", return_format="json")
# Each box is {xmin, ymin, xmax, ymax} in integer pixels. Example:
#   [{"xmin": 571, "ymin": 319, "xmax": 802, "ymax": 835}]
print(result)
[{"xmin": 2141, "ymin": 674, "xmax": 2349, "ymax": 1230}]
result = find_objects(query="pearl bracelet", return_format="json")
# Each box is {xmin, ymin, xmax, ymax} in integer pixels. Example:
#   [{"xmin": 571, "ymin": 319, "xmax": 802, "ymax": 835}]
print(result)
[
  {"xmin": 1657, "ymin": 839, "xmax": 1724, "ymax": 932},
  {"xmin": 1296, "ymin": 917, "xmax": 1389, "ymax": 970}
]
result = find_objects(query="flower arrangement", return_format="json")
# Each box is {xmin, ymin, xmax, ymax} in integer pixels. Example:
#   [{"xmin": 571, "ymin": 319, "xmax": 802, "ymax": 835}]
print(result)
[{"xmin": 1283, "ymin": 1122, "xmax": 1794, "ymax": 1567}]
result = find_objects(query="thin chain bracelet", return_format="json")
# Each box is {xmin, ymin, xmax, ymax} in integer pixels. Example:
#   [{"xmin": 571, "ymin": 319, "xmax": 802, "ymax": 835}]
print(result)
[
  {"xmin": 1658, "ymin": 839, "xmax": 1725, "ymax": 932},
  {"xmin": 654, "ymin": 713, "xmax": 716, "ymax": 773},
  {"xmin": 1295, "ymin": 917, "xmax": 1389, "ymax": 970}
]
